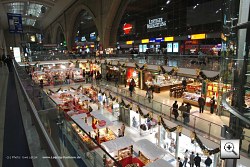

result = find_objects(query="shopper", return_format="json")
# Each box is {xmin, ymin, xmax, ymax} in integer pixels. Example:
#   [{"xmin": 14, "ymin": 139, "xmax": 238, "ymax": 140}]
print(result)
[
  {"xmin": 118, "ymin": 129, "xmax": 123, "ymax": 137},
  {"xmin": 210, "ymin": 96, "xmax": 215, "ymax": 114},
  {"xmin": 177, "ymin": 157, "xmax": 183, "ymax": 167},
  {"xmin": 179, "ymin": 103, "xmax": 186, "ymax": 118},
  {"xmin": 198, "ymin": 95, "xmax": 205, "ymax": 113},
  {"xmin": 147, "ymin": 89, "xmax": 152, "ymax": 103},
  {"xmin": 189, "ymin": 151, "xmax": 195, "ymax": 167},
  {"xmin": 121, "ymin": 123, "xmax": 125, "ymax": 136},
  {"xmin": 194, "ymin": 153, "xmax": 201, "ymax": 167},
  {"xmin": 172, "ymin": 101, "xmax": 179, "ymax": 121},
  {"xmin": 204, "ymin": 156, "xmax": 212, "ymax": 167},
  {"xmin": 183, "ymin": 149, "xmax": 189, "ymax": 167},
  {"xmin": 185, "ymin": 103, "xmax": 191, "ymax": 124},
  {"xmin": 129, "ymin": 78, "xmax": 136, "ymax": 97},
  {"xmin": 182, "ymin": 78, "xmax": 187, "ymax": 90}
]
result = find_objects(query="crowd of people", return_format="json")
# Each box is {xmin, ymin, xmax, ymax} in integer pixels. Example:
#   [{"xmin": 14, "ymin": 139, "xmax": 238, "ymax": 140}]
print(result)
[{"xmin": 177, "ymin": 149, "xmax": 213, "ymax": 167}]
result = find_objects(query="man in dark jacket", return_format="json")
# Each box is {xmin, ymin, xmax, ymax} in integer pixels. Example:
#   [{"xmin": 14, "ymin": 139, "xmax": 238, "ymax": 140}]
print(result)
[
  {"xmin": 198, "ymin": 95, "xmax": 205, "ymax": 113},
  {"xmin": 172, "ymin": 101, "xmax": 179, "ymax": 121},
  {"xmin": 205, "ymin": 156, "xmax": 212, "ymax": 167},
  {"xmin": 194, "ymin": 153, "xmax": 201, "ymax": 167}
]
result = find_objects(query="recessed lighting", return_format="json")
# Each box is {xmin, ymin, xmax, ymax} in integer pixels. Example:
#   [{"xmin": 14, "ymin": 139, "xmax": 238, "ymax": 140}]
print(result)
[{"xmin": 166, "ymin": 0, "xmax": 171, "ymax": 5}]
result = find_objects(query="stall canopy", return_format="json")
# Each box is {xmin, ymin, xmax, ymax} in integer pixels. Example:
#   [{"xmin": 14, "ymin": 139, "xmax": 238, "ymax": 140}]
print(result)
[
  {"xmin": 144, "ymin": 159, "xmax": 173, "ymax": 167},
  {"xmin": 101, "ymin": 136, "xmax": 134, "ymax": 153},
  {"xmin": 134, "ymin": 139, "xmax": 166, "ymax": 161},
  {"xmin": 73, "ymin": 118, "xmax": 93, "ymax": 133},
  {"xmin": 90, "ymin": 110, "xmax": 114, "ymax": 128}
]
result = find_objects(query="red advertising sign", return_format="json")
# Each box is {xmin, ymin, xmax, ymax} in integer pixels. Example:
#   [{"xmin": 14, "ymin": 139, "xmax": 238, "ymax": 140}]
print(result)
[{"xmin": 123, "ymin": 23, "xmax": 133, "ymax": 35}]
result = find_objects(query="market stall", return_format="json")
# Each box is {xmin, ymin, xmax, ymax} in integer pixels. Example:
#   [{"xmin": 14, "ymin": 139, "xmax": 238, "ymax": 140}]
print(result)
[
  {"xmin": 72, "ymin": 68, "xmax": 84, "ymax": 82},
  {"xmin": 134, "ymin": 139, "xmax": 167, "ymax": 165}
]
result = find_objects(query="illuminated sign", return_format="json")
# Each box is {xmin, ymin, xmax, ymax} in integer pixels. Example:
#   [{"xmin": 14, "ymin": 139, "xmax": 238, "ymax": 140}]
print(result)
[
  {"xmin": 30, "ymin": 35, "xmax": 35, "ymax": 42},
  {"xmin": 173, "ymin": 42, "xmax": 179, "ymax": 52},
  {"xmin": 164, "ymin": 37, "xmax": 174, "ymax": 41},
  {"xmin": 141, "ymin": 39, "xmax": 149, "ymax": 43},
  {"xmin": 90, "ymin": 32, "xmax": 96, "ymax": 40},
  {"xmin": 147, "ymin": 16, "xmax": 167, "ymax": 30},
  {"xmin": 90, "ymin": 45, "xmax": 95, "ymax": 48},
  {"xmin": 123, "ymin": 23, "xmax": 133, "ymax": 35},
  {"xmin": 126, "ymin": 41, "xmax": 134, "ymax": 45},
  {"xmin": 81, "ymin": 36, "xmax": 86, "ymax": 42},
  {"xmin": 191, "ymin": 34, "xmax": 206, "ymax": 40},
  {"xmin": 149, "ymin": 38, "xmax": 156, "ymax": 42},
  {"xmin": 167, "ymin": 43, "xmax": 172, "ymax": 52},
  {"xmin": 13, "ymin": 47, "xmax": 21, "ymax": 62},
  {"xmin": 155, "ymin": 37, "xmax": 164, "ymax": 42}
]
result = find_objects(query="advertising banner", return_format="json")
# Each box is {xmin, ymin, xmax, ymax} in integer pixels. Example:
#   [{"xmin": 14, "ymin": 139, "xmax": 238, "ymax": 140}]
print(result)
[
  {"xmin": 147, "ymin": 14, "xmax": 167, "ymax": 32},
  {"xmin": 173, "ymin": 42, "xmax": 179, "ymax": 52},
  {"xmin": 7, "ymin": 13, "xmax": 23, "ymax": 33},
  {"xmin": 167, "ymin": 43, "xmax": 172, "ymax": 52}
]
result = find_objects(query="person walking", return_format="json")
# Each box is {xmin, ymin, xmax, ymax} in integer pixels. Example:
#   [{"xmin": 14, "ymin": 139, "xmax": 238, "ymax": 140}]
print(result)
[
  {"xmin": 118, "ymin": 129, "xmax": 123, "ymax": 137},
  {"xmin": 210, "ymin": 96, "xmax": 215, "ymax": 114},
  {"xmin": 189, "ymin": 151, "xmax": 195, "ymax": 167},
  {"xmin": 194, "ymin": 153, "xmax": 201, "ymax": 167},
  {"xmin": 198, "ymin": 95, "xmax": 205, "ymax": 113},
  {"xmin": 129, "ymin": 78, "xmax": 136, "ymax": 97},
  {"xmin": 147, "ymin": 89, "xmax": 152, "ymax": 103},
  {"xmin": 204, "ymin": 156, "xmax": 212, "ymax": 167},
  {"xmin": 179, "ymin": 103, "xmax": 187, "ymax": 123},
  {"xmin": 121, "ymin": 123, "xmax": 125, "ymax": 136},
  {"xmin": 172, "ymin": 101, "xmax": 179, "ymax": 121},
  {"xmin": 183, "ymin": 149, "xmax": 189, "ymax": 167},
  {"xmin": 185, "ymin": 103, "xmax": 191, "ymax": 124},
  {"xmin": 177, "ymin": 157, "xmax": 183, "ymax": 167}
]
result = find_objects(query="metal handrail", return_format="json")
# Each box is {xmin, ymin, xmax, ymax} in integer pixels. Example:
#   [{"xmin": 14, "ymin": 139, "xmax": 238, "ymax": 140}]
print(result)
[
  {"xmin": 13, "ymin": 61, "xmax": 65, "ymax": 167},
  {"xmin": 222, "ymin": 90, "xmax": 250, "ymax": 125},
  {"xmin": 97, "ymin": 80, "xmax": 223, "ymax": 140}
]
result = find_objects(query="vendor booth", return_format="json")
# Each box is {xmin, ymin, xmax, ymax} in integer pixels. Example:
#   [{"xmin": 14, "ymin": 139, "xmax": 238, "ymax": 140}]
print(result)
[{"xmin": 134, "ymin": 139, "xmax": 167, "ymax": 165}]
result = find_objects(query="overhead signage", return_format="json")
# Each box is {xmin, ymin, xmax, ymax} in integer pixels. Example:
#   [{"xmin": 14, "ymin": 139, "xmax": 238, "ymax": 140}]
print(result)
[
  {"xmin": 126, "ymin": 41, "xmax": 134, "ymax": 45},
  {"xmin": 147, "ymin": 14, "xmax": 167, "ymax": 31},
  {"xmin": 191, "ymin": 33, "xmax": 206, "ymax": 40},
  {"xmin": 155, "ymin": 37, "xmax": 164, "ymax": 42},
  {"xmin": 164, "ymin": 37, "xmax": 174, "ymax": 41},
  {"xmin": 167, "ymin": 43, "xmax": 172, "ymax": 52},
  {"xmin": 149, "ymin": 38, "xmax": 156, "ymax": 42},
  {"xmin": 173, "ymin": 42, "xmax": 179, "ymax": 52},
  {"xmin": 81, "ymin": 36, "xmax": 86, "ymax": 42},
  {"xmin": 123, "ymin": 23, "xmax": 133, "ymax": 35},
  {"xmin": 90, "ymin": 32, "xmax": 96, "ymax": 40},
  {"xmin": 7, "ymin": 13, "xmax": 23, "ymax": 33},
  {"xmin": 141, "ymin": 39, "xmax": 149, "ymax": 44}
]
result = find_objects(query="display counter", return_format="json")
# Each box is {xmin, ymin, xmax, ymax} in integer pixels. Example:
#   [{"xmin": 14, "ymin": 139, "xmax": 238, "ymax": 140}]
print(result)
[
  {"xmin": 182, "ymin": 92, "xmax": 201, "ymax": 106},
  {"xmin": 186, "ymin": 83, "xmax": 201, "ymax": 93}
]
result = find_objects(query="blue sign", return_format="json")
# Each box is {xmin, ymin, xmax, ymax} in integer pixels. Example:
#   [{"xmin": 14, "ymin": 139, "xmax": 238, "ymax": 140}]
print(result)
[
  {"xmin": 7, "ymin": 13, "xmax": 23, "ymax": 33},
  {"xmin": 155, "ymin": 37, "xmax": 164, "ymax": 42},
  {"xmin": 149, "ymin": 38, "xmax": 156, "ymax": 42},
  {"xmin": 90, "ymin": 32, "xmax": 96, "ymax": 40}
]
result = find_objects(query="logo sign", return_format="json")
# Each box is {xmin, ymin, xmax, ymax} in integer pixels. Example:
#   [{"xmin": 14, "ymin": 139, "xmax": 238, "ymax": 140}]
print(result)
[
  {"xmin": 81, "ymin": 36, "xmax": 86, "ymax": 42},
  {"xmin": 90, "ymin": 32, "xmax": 96, "ymax": 40},
  {"xmin": 220, "ymin": 139, "xmax": 240, "ymax": 159},
  {"xmin": 7, "ymin": 13, "xmax": 23, "ymax": 33},
  {"xmin": 123, "ymin": 23, "xmax": 133, "ymax": 35},
  {"xmin": 147, "ymin": 15, "xmax": 167, "ymax": 31}
]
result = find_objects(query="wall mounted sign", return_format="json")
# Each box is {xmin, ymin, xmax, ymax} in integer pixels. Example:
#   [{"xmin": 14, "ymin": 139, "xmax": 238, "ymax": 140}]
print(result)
[
  {"xmin": 173, "ymin": 42, "xmax": 179, "ymax": 52},
  {"xmin": 147, "ymin": 14, "xmax": 167, "ymax": 31},
  {"xmin": 123, "ymin": 23, "xmax": 133, "ymax": 35},
  {"xmin": 7, "ymin": 13, "xmax": 23, "ymax": 33},
  {"xmin": 167, "ymin": 43, "xmax": 172, "ymax": 52}
]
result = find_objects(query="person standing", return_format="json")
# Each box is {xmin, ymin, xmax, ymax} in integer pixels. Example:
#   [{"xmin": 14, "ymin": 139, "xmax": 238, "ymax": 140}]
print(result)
[
  {"xmin": 172, "ymin": 101, "xmax": 179, "ymax": 121},
  {"xmin": 185, "ymin": 103, "xmax": 191, "ymax": 124},
  {"xmin": 129, "ymin": 78, "xmax": 136, "ymax": 97},
  {"xmin": 189, "ymin": 151, "xmax": 195, "ymax": 167},
  {"xmin": 176, "ymin": 157, "xmax": 183, "ymax": 167},
  {"xmin": 194, "ymin": 153, "xmax": 201, "ymax": 167},
  {"xmin": 183, "ymin": 149, "xmax": 189, "ymax": 167},
  {"xmin": 118, "ymin": 129, "xmax": 123, "ymax": 137},
  {"xmin": 198, "ymin": 95, "xmax": 205, "ymax": 113},
  {"xmin": 179, "ymin": 103, "xmax": 187, "ymax": 123},
  {"xmin": 210, "ymin": 96, "xmax": 215, "ymax": 114},
  {"xmin": 121, "ymin": 123, "xmax": 125, "ymax": 136},
  {"xmin": 204, "ymin": 156, "xmax": 212, "ymax": 167}
]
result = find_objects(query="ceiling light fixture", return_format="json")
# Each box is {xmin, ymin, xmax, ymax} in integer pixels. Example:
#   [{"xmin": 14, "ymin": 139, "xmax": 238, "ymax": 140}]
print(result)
[{"xmin": 166, "ymin": 0, "xmax": 171, "ymax": 5}]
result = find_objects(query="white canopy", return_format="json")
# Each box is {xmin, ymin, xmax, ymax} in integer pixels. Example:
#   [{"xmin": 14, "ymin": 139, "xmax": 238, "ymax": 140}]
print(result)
[
  {"xmin": 144, "ymin": 159, "xmax": 173, "ymax": 167},
  {"xmin": 71, "ymin": 113, "xmax": 87, "ymax": 120},
  {"xmin": 101, "ymin": 136, "xmax": 134, "ymax": 153},
  {"xmin": 74, "ymin": 119, "xmax": 93, "ymax": 133},
  {"xmin": 91, "ymin": 110, "xmax": 113, "ymax": 128},
  {"xmin": 134, "ymin": 139, "xmax": 166, "ymax": 161}
]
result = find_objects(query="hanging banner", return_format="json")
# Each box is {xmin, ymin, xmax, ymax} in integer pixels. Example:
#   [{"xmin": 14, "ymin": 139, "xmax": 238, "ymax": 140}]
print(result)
[
  {"xmin": 147, "ymin": 14, "xmax": 167, "ymax": 32},
  {"xmin": 7, "ymin": 13, "xmax": 23, "ymax": 33},
  {"xmin": 202, "ymin": 80, "xmax": 207, "ymax": 95}
]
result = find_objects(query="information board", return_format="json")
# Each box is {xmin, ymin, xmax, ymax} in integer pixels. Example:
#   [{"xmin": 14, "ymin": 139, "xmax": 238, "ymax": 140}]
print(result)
[{"xmin": 7, "ymin": 13, "xmax": 23, "ymax": 33}]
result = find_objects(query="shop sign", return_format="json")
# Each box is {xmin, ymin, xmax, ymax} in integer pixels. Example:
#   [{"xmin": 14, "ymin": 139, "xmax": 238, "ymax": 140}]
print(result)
[
  {"xmin": 147, "ymin": 16, "xmax": 167, "ymax": 30},
  {"xmin": 191, "ymin": 34, "xmax": 206, "ymax": 40},
  {"xmin": 164, "ymin": 37, "xmax": 174, "ymax": 42},
  {"xmin": 173, "ymin": 42, "xmax": 179, "ymax": 52},
  {"xmin": 149, "ymin": 38, "xmax": 156, "ymax": 42},
  {"xmin": 126, "ymin": 41, "xmax": 134, "ymax": 45},
  {"xmin": 155, "ymin": 38, "xmax": 164, "ymax": 42},
  {"xmin": 141, "ymin": 39, "xmax": 149, "ymax": 44},
  {"xmin": 123, "ymin": 23, "xmax": 133, "ymax": 35}
]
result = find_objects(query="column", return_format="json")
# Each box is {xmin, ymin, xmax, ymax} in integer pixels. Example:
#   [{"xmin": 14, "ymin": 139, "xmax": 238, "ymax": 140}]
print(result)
[{"xmin": 175, "ymin": 131, "xmax": 180, "ymax": 159}]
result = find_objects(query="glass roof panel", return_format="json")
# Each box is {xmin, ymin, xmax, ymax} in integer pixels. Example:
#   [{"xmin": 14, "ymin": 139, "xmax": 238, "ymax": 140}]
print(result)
[{"xmin": 4, "ymin": 2, "xmax": 49, "ymax": 26}]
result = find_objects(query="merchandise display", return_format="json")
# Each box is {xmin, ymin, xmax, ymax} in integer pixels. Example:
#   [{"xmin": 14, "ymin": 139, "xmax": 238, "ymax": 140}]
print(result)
[
  {"xmin": 182, "ymin": 92, "xmax": 201, "ymax": 106},
  {"xmin": 72, "ymin": 68, "xmax": 84, "ymax": 82},
  {"xmin": 186, "ymin": 82, "xmax": 202, "ymax": 93}
]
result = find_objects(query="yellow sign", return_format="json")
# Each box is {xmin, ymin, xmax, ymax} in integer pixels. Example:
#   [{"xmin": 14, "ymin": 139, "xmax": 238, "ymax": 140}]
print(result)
[
  {"xmin": 126, "ymin": 41, "xmax": 134, "ymax": 45},
  {"xmin": 90, "ymin": 45, "xmax": 95, "ymax": 48},
  {"xmin": 191, "ymin": 34, "xmax": 206, "ymax": 40},
  {"xmin": 141, "ymin": 39, "xmax": 149, "ymax": 43},
  {"xmin": 164, "ymin": 37, "xmax": 174, "ymax": 41}
]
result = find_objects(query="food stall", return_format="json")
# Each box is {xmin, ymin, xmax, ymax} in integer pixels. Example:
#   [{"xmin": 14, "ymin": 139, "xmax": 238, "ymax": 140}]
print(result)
[
  {"xmin": 133, "ymin": 139, "xmax": 166, "ymax": 165},
  {"xmin": 101, "ymin": 136, "xmax": 134, "ymax": 161},
  {"xmin": 32, "ymin": 71, "xmax": 49, "ymax": 86},
  {"xmin": 72, "ymin": 68, "xmax": 84, "ymax": 82},
  {"xmin": 90, "ymin": 111, "xmax": 116, "ymax": 144}
]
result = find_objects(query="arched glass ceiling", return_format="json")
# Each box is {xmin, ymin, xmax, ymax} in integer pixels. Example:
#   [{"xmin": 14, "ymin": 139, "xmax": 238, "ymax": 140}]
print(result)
[{"xmin": 4, "ymin": 2, "xmax": 49, "ymax": 26}]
